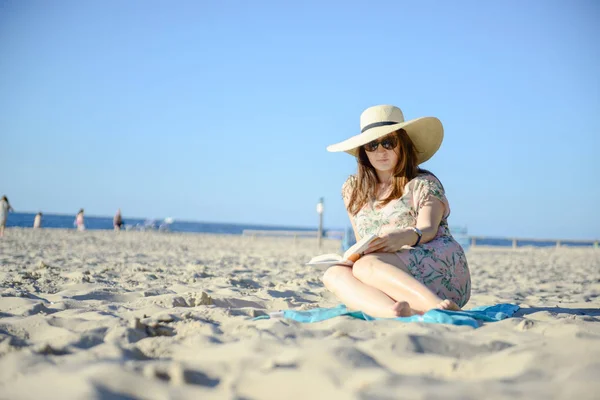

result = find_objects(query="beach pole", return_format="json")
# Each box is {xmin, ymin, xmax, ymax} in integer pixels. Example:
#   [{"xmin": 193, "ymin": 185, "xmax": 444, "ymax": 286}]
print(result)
[{"xmin": 317, "ymin": 197, "xmax": 324, "ymax": 250}]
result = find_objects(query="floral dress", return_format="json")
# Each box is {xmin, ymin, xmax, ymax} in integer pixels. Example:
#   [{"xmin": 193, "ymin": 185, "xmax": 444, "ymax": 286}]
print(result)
[{"xmin": 343, "ymin": 173, "xmax": 471, "ymax": 307}]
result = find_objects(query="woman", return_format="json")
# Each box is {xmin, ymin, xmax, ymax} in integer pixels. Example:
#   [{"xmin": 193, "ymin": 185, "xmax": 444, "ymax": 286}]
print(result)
[
  {"xmin": 33, "ymin": 212, "xmax": 43, "ymax": 228},
  {"xmin": 324, "ymin": 105, "xmax": 470, "ymax": 318},
  {"xmin": 113, "ymin": 209, "xmax": 123, "ymax": 231},
  {"xmin": 75, "ymin": 209, "xmax": 85, "ymax": 231},
  {"xmin": 0, "ymin": 195, "xmax": 14, "ymax": 237}
]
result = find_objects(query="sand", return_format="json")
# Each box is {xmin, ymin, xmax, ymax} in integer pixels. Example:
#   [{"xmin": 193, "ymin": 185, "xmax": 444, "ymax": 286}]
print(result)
[{"xmin": 1, "ymin": 228, "xmax": 599, "ymax": 399}]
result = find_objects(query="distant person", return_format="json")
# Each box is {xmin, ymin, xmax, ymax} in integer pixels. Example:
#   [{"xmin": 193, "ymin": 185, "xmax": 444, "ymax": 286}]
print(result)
[
  {"xmin": 113, "ymin": 209, "xmax": 123, "ymax": 231},
  {"xmin": 323, "ymin": 105, "xmax": 471, "ymax": 318},
  {"xmin": 0, "ymin": 195, "xmax": 14, "ymax": 237},
  {"xmin": 75, "ymin": 208, "xmax": 85, "ymax": 231},
  {"xmin": 33, "ymin": 212, "xmax": 43, "ymax": 229}
]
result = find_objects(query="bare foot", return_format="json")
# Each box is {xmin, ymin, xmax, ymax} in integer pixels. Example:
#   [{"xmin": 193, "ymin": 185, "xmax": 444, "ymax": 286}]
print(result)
[
  {"xmin": 437, "ymin": 299, "xmax": 461, "ymax": 311},
  {"xmin": 391, "ymin": 301, "xmax": 414, "ymax": 317}
]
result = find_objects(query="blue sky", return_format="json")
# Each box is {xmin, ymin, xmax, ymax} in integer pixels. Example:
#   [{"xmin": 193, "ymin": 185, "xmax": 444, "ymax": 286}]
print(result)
[{"xmin": 1, "ymin": 0, "xmax": 598, "ymax": 240}]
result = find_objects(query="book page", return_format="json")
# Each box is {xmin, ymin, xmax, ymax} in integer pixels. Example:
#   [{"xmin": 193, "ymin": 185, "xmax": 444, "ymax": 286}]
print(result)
[
  {"xmin": 306, "ymin": 258, "xmax": 353, "ymax": 268},
  {"xmin": 342, "ymin": 233, "xmax": 378, "ymax": 260},
  {"xmin": 306, "ymin": 233, "xmax": 378, "ymax": 267},
  {"xmin": 307, "ymin": 253, "xmax": 342, "ymax": 265}
]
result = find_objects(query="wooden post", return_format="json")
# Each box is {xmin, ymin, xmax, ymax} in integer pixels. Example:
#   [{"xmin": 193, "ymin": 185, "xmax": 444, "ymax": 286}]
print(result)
[
  {"xmin": 512, "ymin": 238, "xmax": 517, "ymax": 249},
  {"xmin": 556, "ymin": 240, "xmax": 561, "ymax": 248},
  {"xmin": 318, "ymin": 213, "xmax": 323, "ymax": 249},
  {"xmin": 471, "ymin": 237, "xmax": 476, "ymax": 248},
  {"xmin": 317, "ymin": 197, "xmax": 324, "ymax": 250}
]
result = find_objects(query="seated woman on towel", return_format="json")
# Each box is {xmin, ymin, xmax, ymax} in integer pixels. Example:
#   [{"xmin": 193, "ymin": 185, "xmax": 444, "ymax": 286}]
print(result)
[{"xmin": 323, "ymin": 105, "xmax": 471, "ymax": 318}]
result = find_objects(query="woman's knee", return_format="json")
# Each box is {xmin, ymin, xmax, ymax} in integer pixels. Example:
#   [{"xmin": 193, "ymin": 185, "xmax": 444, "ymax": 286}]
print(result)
[
  {"xmin": 352, "ymin": 255, "xmax": 380, "ymax": 282},
  {"xmin": 322, "ymin": 265, "xmax": 351, "ymax": 289}
]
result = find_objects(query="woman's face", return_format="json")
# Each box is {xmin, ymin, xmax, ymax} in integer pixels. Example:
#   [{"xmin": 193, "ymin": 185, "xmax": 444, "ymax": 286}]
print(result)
[{"xmin": 364, "ymin": 133, "xmax": 399, "ymax": 173}]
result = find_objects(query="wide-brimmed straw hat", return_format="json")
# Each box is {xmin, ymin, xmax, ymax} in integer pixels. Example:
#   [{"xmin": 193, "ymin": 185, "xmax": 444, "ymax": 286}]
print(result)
[{"xmin": 326, "ymin": 105, "xmax": 444, "ymax": 164}]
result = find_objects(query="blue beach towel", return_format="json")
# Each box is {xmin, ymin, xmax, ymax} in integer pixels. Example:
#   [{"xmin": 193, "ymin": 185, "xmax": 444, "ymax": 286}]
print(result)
[{"xmin": 254, "ymin": 303, "xmax": 519, "ymax": 328}]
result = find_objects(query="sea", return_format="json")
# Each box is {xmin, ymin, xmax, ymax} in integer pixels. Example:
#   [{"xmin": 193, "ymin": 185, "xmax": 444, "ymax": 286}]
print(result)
[
  {"xmin": 4, "ymin": 213, "xmax": 596, "ymax": 249},
  {"xmin": 5, "ymin": 212, "xmax": 325, "ymax": 236}
]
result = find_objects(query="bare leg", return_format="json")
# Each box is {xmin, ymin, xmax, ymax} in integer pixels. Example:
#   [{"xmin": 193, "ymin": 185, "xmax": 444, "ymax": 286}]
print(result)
[
  {"xmin": 438, "ymin": 299, "xmax": 461, "ymax": 311},
  {"xmin": 352, "ymin": 253, "xmax": 460, "ymax": 314},
  {"xmin": 322, "ymin": 265, "xmax": 412, "ymax": 318},
  {"xmin": 0, "ymin": 226, "xmax": 4, "ymax": 237}
]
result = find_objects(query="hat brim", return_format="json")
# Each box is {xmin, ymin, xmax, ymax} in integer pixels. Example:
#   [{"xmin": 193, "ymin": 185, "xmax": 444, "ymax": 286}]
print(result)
[{"xmin": 326, "ymin": 117, "xmax": 443, "ymax": 164}]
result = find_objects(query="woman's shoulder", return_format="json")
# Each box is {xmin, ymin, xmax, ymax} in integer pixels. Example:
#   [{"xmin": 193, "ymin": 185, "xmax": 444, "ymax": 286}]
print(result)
[
  {"xmin": 341, "ymin": 175, "xmax": 357, "ymax": 201},
  {"xmin": 407, "ymin": 172, "xmax": 444, "ymax": 192},
  {"xmin": 342, "ymin": 174, "xmax": 358, "ymax": 189},
  {"xmin": 411, "ymin": 171, "xmax": 443, "ymax": 185}
]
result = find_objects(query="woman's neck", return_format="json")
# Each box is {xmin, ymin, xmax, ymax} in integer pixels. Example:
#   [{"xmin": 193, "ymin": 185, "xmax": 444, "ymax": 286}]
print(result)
[{"xmin": 376, "ymin": 170, "xmax": 394, "ymax": 185}]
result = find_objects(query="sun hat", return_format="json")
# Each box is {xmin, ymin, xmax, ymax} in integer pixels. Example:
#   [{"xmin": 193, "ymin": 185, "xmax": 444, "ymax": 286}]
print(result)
[{"xmin": 326, "ymin": 105, "xmax": 444, "ymax": 164}]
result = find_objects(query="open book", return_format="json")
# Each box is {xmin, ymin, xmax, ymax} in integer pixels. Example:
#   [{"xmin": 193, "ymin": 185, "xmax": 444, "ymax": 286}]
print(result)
[{"xmin": 306, "ymin": 233, "xmax": 378, "ymax": 267}]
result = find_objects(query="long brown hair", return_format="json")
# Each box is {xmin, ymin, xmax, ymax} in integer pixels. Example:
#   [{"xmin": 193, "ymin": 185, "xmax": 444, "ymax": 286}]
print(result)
[{"xmin": 347, "ymin": 129, "xmax": 434, "ymax": 215}]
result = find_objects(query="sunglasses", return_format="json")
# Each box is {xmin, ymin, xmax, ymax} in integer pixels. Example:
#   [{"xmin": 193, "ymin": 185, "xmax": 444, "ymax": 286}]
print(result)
[{"xmin": 364, "ymin": 136, "xmax": 398, "ymax": 152}]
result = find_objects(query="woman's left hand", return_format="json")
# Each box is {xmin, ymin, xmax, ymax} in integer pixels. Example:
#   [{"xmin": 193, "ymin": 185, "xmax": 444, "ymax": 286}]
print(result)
[{"xmin": 364, "ymin": 228, "xmax": 416, "ymax": 254}]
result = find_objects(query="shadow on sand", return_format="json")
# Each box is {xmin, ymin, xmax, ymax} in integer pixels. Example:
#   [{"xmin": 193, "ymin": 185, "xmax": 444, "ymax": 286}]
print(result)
[{"xmin": 515, "ymin": 306, "xmax": 600, "ymax": 317}]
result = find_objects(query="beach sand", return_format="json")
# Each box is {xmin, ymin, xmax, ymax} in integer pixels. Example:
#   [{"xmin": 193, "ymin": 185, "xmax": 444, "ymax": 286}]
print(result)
[{"xmin": 1, "ymin": 228, "xmax": 599, "ymax": 399}]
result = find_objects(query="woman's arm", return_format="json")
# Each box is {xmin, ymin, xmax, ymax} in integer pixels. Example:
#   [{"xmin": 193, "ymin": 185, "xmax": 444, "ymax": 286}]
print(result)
[
  {"xmin": 364, "ymin": 197, "xmax": 445, "ymax": 253},
  {"xmin": 415, "ymin": 196, "xmax": 445, "ymax": 244}
]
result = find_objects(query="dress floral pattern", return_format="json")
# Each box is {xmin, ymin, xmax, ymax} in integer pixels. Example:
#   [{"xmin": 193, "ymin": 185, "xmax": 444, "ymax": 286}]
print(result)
[{"xmin": 343, "ymin": 173, "xmax": 471, "ymax": 307}]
